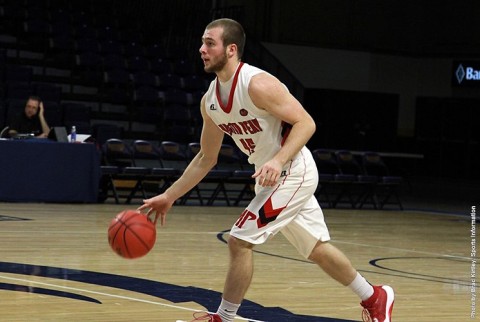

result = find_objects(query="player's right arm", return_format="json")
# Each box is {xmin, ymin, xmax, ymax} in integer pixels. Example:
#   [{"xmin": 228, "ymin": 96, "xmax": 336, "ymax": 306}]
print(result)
[
  {"xmin": 139, "ymin": 95, "xmax": 224, "ymax": 225},
  {"xmin": 163, "ymin": 94, "xmax": 224, "ymax": 201}
]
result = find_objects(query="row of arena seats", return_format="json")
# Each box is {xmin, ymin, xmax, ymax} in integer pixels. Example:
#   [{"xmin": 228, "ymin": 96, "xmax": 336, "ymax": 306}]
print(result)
[
  {"xmin": 0, "ymin": 96, "xmax": 203, "ymax": 144},
  {"xmin": 0, "ymin": 63, "xmax": 209, "ymax": 95},
  {"xmin": 0, "ymin": 1, "xmax": 194, "ymax": 66},
  {"xmin": 0, "ymin": 96, "xmax": 202, "ymax": 128},
  {"xmin": 97, "ymin": 138, "xmax": 404, "ymax": 210},
  {"xmin": 99, "ymin": 139, "xmax": 255, "ymax": 206},
  {"xmin": 0, "ymin": 0, "xmax": 209, "ymax": 139},
  {"xmin": 0, "ymin": 63, "xmax": 208, "ymax": 109},
  {"xmin": 0, "ymin": 1, "xmax": 191, "ymax": 48},
  {"xmin": 0, "ymin": 53, "xmax": 207, "ymax": 141},
  {"xmin": 312, "ymin": 149, "xmax": 403, "ymax": 210}
]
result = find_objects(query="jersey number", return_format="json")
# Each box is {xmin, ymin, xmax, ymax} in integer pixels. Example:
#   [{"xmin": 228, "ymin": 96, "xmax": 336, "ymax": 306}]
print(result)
[{"xmin": 239, "ymin": 138, "xmax": 256, "ymax": 155}]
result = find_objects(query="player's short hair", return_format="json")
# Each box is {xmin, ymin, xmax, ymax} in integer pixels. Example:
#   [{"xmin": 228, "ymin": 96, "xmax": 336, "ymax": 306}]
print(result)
[{"xmin": 206, "ymin": 18, "xmax": 246, "ymax": 59}]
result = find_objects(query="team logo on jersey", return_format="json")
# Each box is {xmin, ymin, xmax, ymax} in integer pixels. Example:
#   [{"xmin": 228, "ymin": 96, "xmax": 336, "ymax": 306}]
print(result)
[
  {"xmin": 209, "ymin": 104, "xmax": 216, "ymax": 110},
  {"xmin": 239, "ymin": 108, "xmax": 248, "ymax": 116}
]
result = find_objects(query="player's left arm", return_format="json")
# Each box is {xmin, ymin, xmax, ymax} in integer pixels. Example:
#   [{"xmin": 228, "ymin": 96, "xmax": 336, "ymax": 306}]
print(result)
[{"xmin": 249, "ymin": 73, "xmax": 316, "ymax": 186}]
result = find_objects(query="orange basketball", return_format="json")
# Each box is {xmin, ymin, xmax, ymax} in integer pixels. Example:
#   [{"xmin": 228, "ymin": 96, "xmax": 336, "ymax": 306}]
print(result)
[{"xmin": 108, "ymin": 210, "xmax": 156, "ymax": 259}]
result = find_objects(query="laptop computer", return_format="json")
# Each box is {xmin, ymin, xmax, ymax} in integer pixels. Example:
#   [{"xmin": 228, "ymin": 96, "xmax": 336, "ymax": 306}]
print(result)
[{"xmin": 48, "ymin": 127, "xmax": 68, "ymax": 142}]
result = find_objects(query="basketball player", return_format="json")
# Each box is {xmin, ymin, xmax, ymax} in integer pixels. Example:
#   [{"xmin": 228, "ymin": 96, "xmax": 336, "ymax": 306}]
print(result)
[{"xmin": 139, "ymin": 18, "xmax": 394, "ymax": 322}]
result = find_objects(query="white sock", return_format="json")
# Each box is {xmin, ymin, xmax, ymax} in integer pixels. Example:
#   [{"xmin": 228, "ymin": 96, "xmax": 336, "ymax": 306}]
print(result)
[
  {"xmin": 216, "ymin": 298, "xmax": 240, "ymax": 322},
  {"xmin": 348, "ymin": 272, "xmax": 374, "ymax": 301}
]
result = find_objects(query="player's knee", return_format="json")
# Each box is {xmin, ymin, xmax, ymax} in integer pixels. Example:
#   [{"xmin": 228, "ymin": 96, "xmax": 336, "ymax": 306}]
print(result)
[
  {"xmin": 227, "ymin": 235, "xmax": 254, "ymax": 252},
  {"xmin": 307, "ymin": 240, "xmax": 330, "ymax": 262}
]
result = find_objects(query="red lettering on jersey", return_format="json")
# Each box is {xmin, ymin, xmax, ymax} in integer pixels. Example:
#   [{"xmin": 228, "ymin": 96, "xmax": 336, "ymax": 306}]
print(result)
[
  {"xmin": 249, "ymin": 118, "xmax": 262, "ymax": 133},
  {"xmin": 238, "ymin": 121, "xmax": 250, "ymax": 134},
  {"xmin": 235, "ymin": 209, "xmax": 257, "ymax": 228},
  {"xmin": 218, "ymin": 119, "xmax": 261, "ymax": 136},
  {"xmin": 218, "ymin": 124, "xmax": 231, "ymax": 135},
  {"xmin": 238, "ymin": 119, "xmax": 262, "ymax": 135},
  {"xmin": 218, "ymin": 123, "xmax": 244, "ymax": 135},
  {"xmin": 230, "ymin": 123, "xmax": 243, "ymax": 135}
]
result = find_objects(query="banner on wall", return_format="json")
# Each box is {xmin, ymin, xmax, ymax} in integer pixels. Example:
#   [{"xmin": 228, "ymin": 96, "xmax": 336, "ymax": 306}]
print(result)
[{"xmin": 452, "ymin": 61, "xmax": 480, "ymax": 87}]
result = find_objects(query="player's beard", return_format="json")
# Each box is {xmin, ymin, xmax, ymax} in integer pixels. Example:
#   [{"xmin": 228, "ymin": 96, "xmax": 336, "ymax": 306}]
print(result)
[{"xmin": 204, "ymin": 51, "xmax": 228, "ymax": 73}]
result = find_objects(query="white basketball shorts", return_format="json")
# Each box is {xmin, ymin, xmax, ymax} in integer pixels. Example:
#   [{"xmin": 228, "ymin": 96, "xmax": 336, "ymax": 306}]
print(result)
[{"xmin": 229, "ymin": 147, "xmax": 331, "ymax": 258}]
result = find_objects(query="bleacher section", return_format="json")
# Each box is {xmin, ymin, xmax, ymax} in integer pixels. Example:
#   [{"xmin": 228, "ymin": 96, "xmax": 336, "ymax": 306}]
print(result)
[
  {"xmin": 0, "ymin": 0, "xmax": 213, "ymax": 142},
  {"xmin": 0, "ymin": 1, "xmax": 410, "ymax": 208}
]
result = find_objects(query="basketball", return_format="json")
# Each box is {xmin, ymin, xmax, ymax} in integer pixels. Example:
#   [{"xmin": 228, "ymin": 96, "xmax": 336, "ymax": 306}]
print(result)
[{"xmin": 108, "ymin": 210, "xmax": 156, "ymax": 259}]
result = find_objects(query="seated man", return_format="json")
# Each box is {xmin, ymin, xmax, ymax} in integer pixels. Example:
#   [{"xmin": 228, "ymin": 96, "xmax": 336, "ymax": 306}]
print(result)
[{"xmin": 8, "ymin": 96, "xmax": 50, "ymax": 138}]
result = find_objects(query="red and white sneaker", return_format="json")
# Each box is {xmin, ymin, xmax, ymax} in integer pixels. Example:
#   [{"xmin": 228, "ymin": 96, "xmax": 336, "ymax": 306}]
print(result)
[
  {"xmin": 190, "ymin": 312, "xmax": 222, "ymax": 322},
  {"xmin": 360, "ymin": 285, "xmax": 394, "ymax": 322}
]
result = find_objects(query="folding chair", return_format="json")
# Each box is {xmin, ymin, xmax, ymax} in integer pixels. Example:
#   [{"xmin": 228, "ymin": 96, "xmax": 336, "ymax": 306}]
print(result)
[
  {"xmin": 361, "ymin": 152, "xmax": 403, "ymax": 210},
  {"xmin": 312, "ymin": 149, "xmax": 340, "ymax": 208},
  {"xmin": 215, "ymin": 143, "xmax": 255, "ymax": 206},
  {"xmin": 99, "ymin": 165, "xmax": 121, "ymax": 203},
  {"xmin": 131, "ymin": 140, "xmax": 178, "ymax": 195},
  {"xmin": 92, "ymin": 123, "xmax": 123, "ymax": 147},
  {"xmin": 184, "ymin": 142, "xmax": 232, "ymax": 206},
  {"xmin": 158, "ymin": 141, "xmax": 189, "ymax": 204},
  {"xmin": 334, "ymin": 150, "xmax": 378, "ymax": 208},
  {"xmin": 102, "ymin": 139, "xmax": 150, "ymax": 203}
]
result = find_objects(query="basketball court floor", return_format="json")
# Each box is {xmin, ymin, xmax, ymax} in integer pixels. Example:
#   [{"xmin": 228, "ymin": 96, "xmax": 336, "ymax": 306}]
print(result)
[{"xmin": 0, "ymin": 201, "xmax": 475, "ymax": 321}]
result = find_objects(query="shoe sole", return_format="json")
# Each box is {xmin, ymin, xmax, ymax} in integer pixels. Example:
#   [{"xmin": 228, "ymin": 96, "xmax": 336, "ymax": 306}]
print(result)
[{"xmin": 382, "ymin": 285, "xmax": 395, "ymax": 322}]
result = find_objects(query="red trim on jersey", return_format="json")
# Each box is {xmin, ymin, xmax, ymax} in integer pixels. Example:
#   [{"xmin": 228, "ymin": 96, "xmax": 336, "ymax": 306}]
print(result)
[
  {"xmin": 280, "ymin": 121, "xmax": 292, "ymax": 146},
  {"xmin": 281, "ymin": 159, "xmax": 293, "ymax": 185},
  {"xmin": 257, "ymin": 184, "xmax": 285, "ymax": 228},
  {"xmin": 263, "ymin": 196, "xmax": 286, "ymax": 218},
  {"xmin": 257, "ymin": 151, "xmax": 306, "ymax": 228},
  {"xmin": 215, "ymin": 62, "xmax": 244, "ymax": 114}
]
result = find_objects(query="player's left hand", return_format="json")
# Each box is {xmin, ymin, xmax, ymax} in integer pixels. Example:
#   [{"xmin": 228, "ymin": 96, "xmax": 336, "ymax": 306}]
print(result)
[{"xmin": 252, "ymin": 159, "xmax": 283, "ymax": 187}]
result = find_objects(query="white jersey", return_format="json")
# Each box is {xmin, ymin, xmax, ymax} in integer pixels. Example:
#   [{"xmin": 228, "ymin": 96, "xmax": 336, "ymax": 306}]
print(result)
[
  {"xmin": 205, "ymin": 63, "xmax": 330, "ymax": 258},
  {"xmin": 204, "ymin": 62, "xmax": 291, "ymax": 167}
]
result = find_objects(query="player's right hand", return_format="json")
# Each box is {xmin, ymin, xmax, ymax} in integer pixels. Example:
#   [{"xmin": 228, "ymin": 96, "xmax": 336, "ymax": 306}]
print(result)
[{"xmin": 138, "ymin": 194, "xmax": 174, "ymax": 226}]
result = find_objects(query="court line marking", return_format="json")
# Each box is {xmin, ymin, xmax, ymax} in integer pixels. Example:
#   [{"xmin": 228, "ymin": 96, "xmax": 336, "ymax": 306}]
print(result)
[
  {"xmin": 0, "ymin": 275, "xmax": 266, "ymax": 322},
  {"xmin": 331, "ymin": 240, "xmax": 471, "ymax": 260},
  {"xmin": 216, "ymin": 229, "xmax": 471, "ymax": 261}
]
